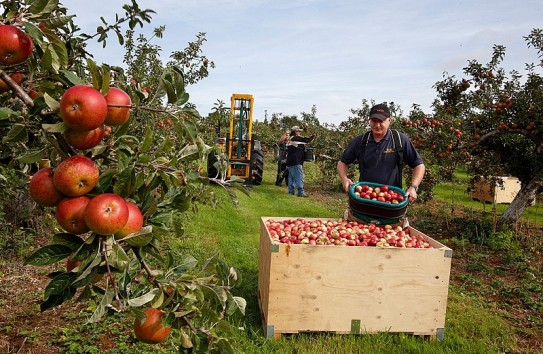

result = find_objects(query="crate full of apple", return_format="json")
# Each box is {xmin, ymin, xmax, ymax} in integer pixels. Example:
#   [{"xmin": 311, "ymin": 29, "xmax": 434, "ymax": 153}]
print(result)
[
  {"xmin": 258, "ymin": 217, "xmax": 452, "ymax": 340},
  {"xmin": 267, "ymin": 217, "xmax": 429, "ymax": 248},
  {"xmin": 348, "ymin": 182, "xmax": 408, "ymax": 224}
]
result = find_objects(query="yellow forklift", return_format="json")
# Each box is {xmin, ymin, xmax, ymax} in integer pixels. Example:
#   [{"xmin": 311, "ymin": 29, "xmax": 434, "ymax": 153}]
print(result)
[{"xmin": 207, "ymin": 94, "xmax": 264, "ymax": 185}]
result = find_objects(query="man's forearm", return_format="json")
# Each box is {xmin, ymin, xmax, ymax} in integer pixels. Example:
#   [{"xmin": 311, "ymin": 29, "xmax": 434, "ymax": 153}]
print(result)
[{"xmin": 410, "ymin": 164, "xmax": 426, "ymax": 188}]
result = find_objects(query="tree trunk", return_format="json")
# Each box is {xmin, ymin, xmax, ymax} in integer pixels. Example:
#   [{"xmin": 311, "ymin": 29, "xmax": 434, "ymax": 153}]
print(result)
[{"xmin": 498, "ymin": 175, "xmax": 542, "ymax": 229}]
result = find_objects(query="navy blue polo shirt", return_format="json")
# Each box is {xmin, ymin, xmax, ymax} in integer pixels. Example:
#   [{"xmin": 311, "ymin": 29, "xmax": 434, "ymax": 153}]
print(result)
[
  {"xmin": 286, "ymin": 135, "xmax": 314, "ymax": 167},
  {"xmin": 339, "ymin": 130, "xmax": 423, "ymax": 188}
]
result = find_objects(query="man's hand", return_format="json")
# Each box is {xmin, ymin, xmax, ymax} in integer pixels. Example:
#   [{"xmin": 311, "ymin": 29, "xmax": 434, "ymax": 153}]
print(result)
[
  {"xmin": 341, "ymin": 178, "xmax": 353, "ymax": 193},
  {"xmin": 406, "ymin": 185, "xmax": 418, "ymax": 202}
]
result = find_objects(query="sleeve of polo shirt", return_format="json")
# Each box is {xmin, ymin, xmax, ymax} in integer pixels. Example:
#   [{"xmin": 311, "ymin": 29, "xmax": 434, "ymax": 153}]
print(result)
[{"xmin": 339, "ymin": 135, "xmax": 363, "ymax": 165}]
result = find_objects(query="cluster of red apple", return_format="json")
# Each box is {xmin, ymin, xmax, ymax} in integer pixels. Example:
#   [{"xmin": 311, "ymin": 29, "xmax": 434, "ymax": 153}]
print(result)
[
  {"xmin": 353, "ymin": 184, "xmax": 405, "ymax": 204},
  {"xmin": 28, "ymin": 154, "xmax": 143, "ymax": 238},
  {"xmin": 265, "ymin": 218, "xmax": 432, "ymax": 248},
  {"xmin": 60, "ymin": 84, "xmax": 131, "ymax": 150},
  {"xmin": 28, "ymin": 84, "xmax": 141, "ymax": 239}
]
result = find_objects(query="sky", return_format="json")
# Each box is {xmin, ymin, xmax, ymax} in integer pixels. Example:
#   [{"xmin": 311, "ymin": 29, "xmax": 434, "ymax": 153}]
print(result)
[{"xmin": 62, "ymin": 0, "xmax": 543, "ymax": 126}]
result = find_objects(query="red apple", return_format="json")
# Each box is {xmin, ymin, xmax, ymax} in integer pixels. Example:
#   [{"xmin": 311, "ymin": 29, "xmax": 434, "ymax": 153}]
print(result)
[
  {"xmin": 134, "ymin": 308, "xmax": 171, "ymax": 344},
  {"xmin": 29, "ymin": 167, "xmax": 64, "ymax": 207},
  {"xmin": 0, "ymin": 72, "xmax": 25, "ymax": 93},
  {"xmin": 84, "ymin": 193, "xmax": 129, "ymax": 235},
  {"xmin": 55, "ymin": 196, "xmax": 91, "ymax": 234},
  {"xmin": 53, "ymin": 155, "xmax": 99, "ymax": 197},
  {"xmin": 59, "ymin": 85, "xmax": 108, "ymax": 132},
  {"xmin": 0, "ymin": 25, "xmax": 33, "ymax": 66},
  {"xmin": 114, "ymin": 201, "xmax": 144, "ymax": 239},
  {"xmin": 66, "ymin": 256, "xmax": 81, "ymax": 272},
  {"xmin": 64, "ymin": 125, "xmax": 105, "ymax": 150},
  {"xmin": 104, "ymin": 87, "xmax": 132, "ymax": 126}
]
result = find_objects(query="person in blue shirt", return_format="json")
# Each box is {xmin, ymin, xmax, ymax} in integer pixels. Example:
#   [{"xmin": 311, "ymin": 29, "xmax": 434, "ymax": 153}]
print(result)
[
  {"xmin": 337, "ymin": 103, "xmax": 425, "ymax": 202},
  {"xmin": 286, "ymin": 126, "xmax": 315, "ymax": 197}
]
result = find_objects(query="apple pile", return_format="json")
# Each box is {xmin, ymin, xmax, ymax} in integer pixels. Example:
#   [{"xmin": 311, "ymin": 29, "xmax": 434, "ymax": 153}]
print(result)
[
  {"xmin": 353, "ymin": 184, "xmax": 405, "ymax": 204},
  {"xmin": 265, "ymin": 218, "xmax": 432, "ymax": 248},
  {"xmin": 28, "ymin": 154, "xmax": 144, "ymax": 239}
]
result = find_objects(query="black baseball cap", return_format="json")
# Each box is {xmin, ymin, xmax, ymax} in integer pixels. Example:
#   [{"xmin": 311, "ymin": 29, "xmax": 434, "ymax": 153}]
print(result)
[{"xmin": 369, "ymin": 103, "xmax": 391, "ymax": 121}]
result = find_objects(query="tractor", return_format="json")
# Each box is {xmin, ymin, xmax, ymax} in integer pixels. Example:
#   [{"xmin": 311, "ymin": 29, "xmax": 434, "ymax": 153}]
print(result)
[{"xmin": 207, "ymin": 93, "xmax": 264, "ymax": 185}]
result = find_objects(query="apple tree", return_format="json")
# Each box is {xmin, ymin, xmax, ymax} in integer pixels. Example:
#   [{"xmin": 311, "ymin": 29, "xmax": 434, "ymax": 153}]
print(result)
[
  {"xmin": 403, "ymin": 29, "xmax": 543, "ymax": 228},
  {"xmin": 1, "ymin": 1, "xmax": 245, "ymax": 352}
]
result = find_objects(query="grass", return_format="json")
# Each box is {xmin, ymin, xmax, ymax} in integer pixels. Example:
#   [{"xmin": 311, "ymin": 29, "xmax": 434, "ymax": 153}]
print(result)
[{"xmin": 176, "ymin": 158, "xmax": 524, "ymax": 353}]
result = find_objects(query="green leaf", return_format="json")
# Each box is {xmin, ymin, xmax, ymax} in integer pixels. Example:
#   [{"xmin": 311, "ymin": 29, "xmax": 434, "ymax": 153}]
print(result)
[
  {"xmin": 75, "ymin": 285, "xmax": 93, "ymax": 303},
  {"xmin": 171, "ymin": 190, "xmax": 190, "ymax": 212},
  {"xmin": 127, "ymin": 288, "xmax": 160, "ymax": 307},
  {"xmin": 182, "ymin": 119, "xmax": 199, "ymax": 141},
  {"xmin": 162, "ymin": 79, "xmax": 176, "ymax": 105},
  {"xmin": 113, "ymin": 167, "xmax": 135, "ymax": 196},
  {"xmin": 73, "ymin": 250, "xmax": 102, "ymax": 286},
  {"xmin": 41, "ymin": 16, "xmax": 74, "ymax": 29},
  {"xmin": 116, "ymin": 31, "xmax": 124, "ymax": 45},
  {"xmin": 157, "ymin": 136, "xmax": 175, "ymax": 154},
  {"xmin": 28, "ymin": 0, "xmax": 59, "ymax": 14},
  {"xmin": 60, "ymin": 70, "xmax": 85, "ymax": 86},
  {"xmin": 87, "ymin": 288, "xmax": 115, "ymax": 323},
  {"xmin": 123, "ymin": 225, "xmax": 153, "ymax": 247},
  {"xmin": 41, "ymin": 46, "xmax": 53, "ymax": 69},
  {"xmin": 40, "ymin": 287, "xmax": 76, "ymax": 311},
  {"xmin": 16, "ymin": 149, "xmax": 48, "ymax": 163},
  {"xmin": 2, "ymin": 124, "xmax": 27, "ymax": 143},
  {"xmin": 109, "ymin": 242, "xmax": 130, "ymax": 271},
  {"xmin": 44, "ymin": 272, "xmax": 77, "ymax": 299},
  {"xmin": 226, "ymin": 296, "xmax": 247, "ymax": 316},
  {"xmin": 177, "ymin": 92, "xmax": 190, "ymax": 106},
  {"xmin": 94, "ymin": 168, "xmax": 116, "ymax": 193},
  {"xmin": 149, "ymin": 211, "xmax": 173, "ymax": 225},
  {"xmin": 42, "ymin": 122, "xmax": 67, "ymax": 133},
  {"xmin": 24, "ymin": 244, "xmax": 72, "ymax": 266},
  {"xmin": 173, "ymin": 254, "xmax": 198, "ymax": 274},
  {"xmin": 141, "ymin": 124, "xmax": 153, "ymax": 153},
  {"xmin": 178, "ymin": 144, "xmax": 200, "ymax": 160},
  {"xmin": 215, "ymin": 338, "xmax": 235, "ymax": 354},
  {"xmin": 101, "ymin": 66, "xmax": 110, "ymax": 94},
  {"xmin": 151, "ymin": 288, "xmax": 165, "ymax": 308},
  {"xmin": 22, "ymin": 22, "xmax": 43, "ymax": 43},
  {"xmin": 86, "ymin": 59, "xmax": 100, "ymax": 89},
  {"xmin": 44, "ymin": 31, "xmax": 69, "ymax": 72},
  {"xmin": 179, "ymin": 328, "xmax": 193, "ymax": 349},
  {"xmin": 43, "ymin": 93, "xmax": 60, "ymax": 111},
  {"xmin": 0, "ymin": 107, "xmax": 18, "ymax": 119},
  {"xmin": 208, "ymin": 285, "xmax": 228, "ymax": 308},
  {"xmin": 52, "ymin": 233, "xmax": 84, "ymax": 251}
]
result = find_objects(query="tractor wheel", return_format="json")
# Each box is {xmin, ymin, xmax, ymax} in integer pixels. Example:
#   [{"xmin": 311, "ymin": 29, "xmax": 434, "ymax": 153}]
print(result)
[
  {"xmin": 251, "ymin": 149, "xmax": 264, "ymax": 185},
  {"xmin": 207, "ymin": 153, "xmax": 221, "ymax": 179}
]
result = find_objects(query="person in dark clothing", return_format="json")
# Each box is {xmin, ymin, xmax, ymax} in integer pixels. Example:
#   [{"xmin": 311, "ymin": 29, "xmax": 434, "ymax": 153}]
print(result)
[
  {"xmin": 286, "ymin": 126, "xmax": 315, "ymax": 197},
  {"xmin": 275, "ymin": 130, "xmax": 290, "ymax": 186},
  {"xmin": 337, "ymin": 103, "xmax": 425, "ymax": 202}
]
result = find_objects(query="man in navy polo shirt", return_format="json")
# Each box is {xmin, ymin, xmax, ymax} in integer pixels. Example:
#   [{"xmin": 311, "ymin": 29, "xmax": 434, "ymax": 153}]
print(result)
[{"xmin": 337, "ymin": 103, "xmax": 425, "ymax": 202}]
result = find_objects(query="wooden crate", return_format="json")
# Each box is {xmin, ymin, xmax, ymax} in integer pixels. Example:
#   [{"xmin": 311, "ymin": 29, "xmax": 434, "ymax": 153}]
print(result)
[
  {"xmin": 470, "ymin": 176, "xmax": 521, "ymax": 204},
  {"xmin": 258, "ymin": 217, "xmax": 452, "ymax": 340}
]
